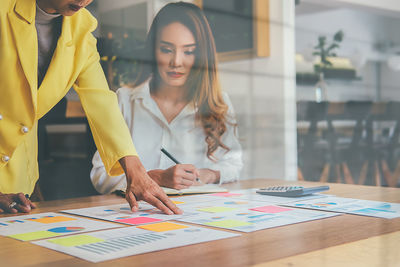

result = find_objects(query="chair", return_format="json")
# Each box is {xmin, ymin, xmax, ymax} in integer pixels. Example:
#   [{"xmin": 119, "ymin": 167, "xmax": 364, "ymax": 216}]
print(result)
[
  {"xmin": 38, "ymin": 98, "xmax": 95, "ymax": 161},
  {"xmin": 37, "ymin": 98, "xmax": 98, "ymax": 200},
  {"xmin": 365, "ymin": 102, "xmax": 400, "ymax": 187},
  {"xmin": 319, "ymin": 101, "xmax": 373, "ymax": 184},
  {"xmin": 297, "ymin": 101, "xmax": 329, "ymax": 181}
]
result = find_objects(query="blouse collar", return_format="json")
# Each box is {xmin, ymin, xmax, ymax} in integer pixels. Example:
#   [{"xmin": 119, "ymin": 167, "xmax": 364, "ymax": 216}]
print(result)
[{"xmin": 129, "ymin": 81, "xmax": 198, "ymax": 125}]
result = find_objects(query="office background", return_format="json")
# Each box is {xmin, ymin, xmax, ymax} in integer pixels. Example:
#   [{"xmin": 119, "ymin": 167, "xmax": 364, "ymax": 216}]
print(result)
[{"xmin": 39, "ymin": 0, "xmax": 400, "ymax": 200}]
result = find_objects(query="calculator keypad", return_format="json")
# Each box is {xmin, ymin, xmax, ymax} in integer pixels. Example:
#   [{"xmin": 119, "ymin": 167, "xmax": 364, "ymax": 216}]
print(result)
[{"xmin": 262, "ymin": 186, "xmax": 303, "ymax": 192}]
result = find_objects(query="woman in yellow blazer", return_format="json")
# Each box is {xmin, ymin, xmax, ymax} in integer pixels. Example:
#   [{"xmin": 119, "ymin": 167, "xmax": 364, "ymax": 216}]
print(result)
[{"xmin": 0, "ymin": 0, "xmax": 180, "ymax": 215}]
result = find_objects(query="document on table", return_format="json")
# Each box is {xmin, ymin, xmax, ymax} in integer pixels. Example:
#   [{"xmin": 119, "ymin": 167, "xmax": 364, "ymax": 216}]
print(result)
[
  {"xmin": 0, "ymin": 212, "xmax": 121, "ymax": 241},
  {"xmin": 176, "ymin": 199, "xmax": 339, "ymax": 232},
  {"xmin": 284, "ymin": 196, "xmax": 400, "ymax": 219},
  {"xmin": 32, "ymin": 222, "xmax": 240, "ymax": 263},
  {"xmin": 62, "ymin": 203, "xmax": 197, "ymax": 225}
]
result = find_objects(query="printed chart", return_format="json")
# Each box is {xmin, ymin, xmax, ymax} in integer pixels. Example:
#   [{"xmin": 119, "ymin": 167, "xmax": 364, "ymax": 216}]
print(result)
[
  {"xmin": 179, "ymin": 198, "xmax": 274, "ymax": 213},
  {"xmin": 32, "ymin": 222, "xmax": 240, "ymax": 263},
  {"xmin": 62, "ymin": 203, "xmax": 197, "ymax": 225},
  {"xmin": 179, "ymin": 205, "xmax": 339, "ymax": 232},
  {"xmin": 284, "ymin": 197, "xmax": 400, "ymax": 219},
  {"xmin": 169, "ymin": 195, "xmax": 220, "ymax": 205},
  {"xmin": 0, "ymin": 212, "xmax": 120, "ymax": 241}
]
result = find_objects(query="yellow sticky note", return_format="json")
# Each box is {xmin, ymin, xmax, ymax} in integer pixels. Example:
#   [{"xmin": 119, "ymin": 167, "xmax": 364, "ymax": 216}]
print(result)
[
  {"xmin": 9, "ymin": 231, "xmax": 60, "ymax": 241},
  {"xmin": 205, "ymin": 219, "xmax": 253, "ymax": 228},
  {"xmin": 48, "ymin": 235, "xmax": 104, "ymax": 247},
  {"xmin": 197, "ymin": 207, "xmax": 238, "ymax": 213},
  {"xmin": 172, "ymin": 201, "xmax": 185, "ymax": 204},
  {"xmin": 30, "ymin": 216, "xmax": 76, "ymax": 224},
  {"xmin": 137, "ymin": 222, "xmax": 188, "ymax": 232}
]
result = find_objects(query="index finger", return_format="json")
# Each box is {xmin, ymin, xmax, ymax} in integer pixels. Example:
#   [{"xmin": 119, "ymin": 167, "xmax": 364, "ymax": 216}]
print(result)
[
  {"xmin": 145, "ymin": 195, "xmax": 173, "ymax": 215},
  {"xmin": 156, "ymin": 191, "xmax": 182, "ymax": 215}
]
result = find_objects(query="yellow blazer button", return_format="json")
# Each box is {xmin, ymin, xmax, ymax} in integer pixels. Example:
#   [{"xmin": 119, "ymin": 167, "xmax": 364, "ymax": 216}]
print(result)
[
  {"xmin": 0, "ymin": 114, "xmax": 3, "ymax": 120},
  {"xmin": 2, "ymin": 155, "xmax": 10, "ymax": 163},
  {"xmin": 21, "ymin": 126, "xmax": 29, "ymax": 134}
]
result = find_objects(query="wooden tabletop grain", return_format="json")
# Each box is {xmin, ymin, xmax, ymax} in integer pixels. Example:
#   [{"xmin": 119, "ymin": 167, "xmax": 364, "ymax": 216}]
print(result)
[{"xmin": 1, "ymin": 179, "xmax": 399, "ymax": 267}]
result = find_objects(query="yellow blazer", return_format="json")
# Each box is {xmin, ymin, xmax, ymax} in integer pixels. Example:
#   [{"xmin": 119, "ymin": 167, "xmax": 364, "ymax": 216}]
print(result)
[{"xmin": 0, "ymin": 0, "xmax": 137, "ymax": 194}]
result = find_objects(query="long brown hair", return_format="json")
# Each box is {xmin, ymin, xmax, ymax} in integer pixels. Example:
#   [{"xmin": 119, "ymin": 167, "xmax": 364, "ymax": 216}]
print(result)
[{"xmin": 133, "ymin": 2, "xmax": 230, "ymax": 161}]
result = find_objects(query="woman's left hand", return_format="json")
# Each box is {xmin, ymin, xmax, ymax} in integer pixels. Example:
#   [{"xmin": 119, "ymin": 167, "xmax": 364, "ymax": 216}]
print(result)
[{"xmin": 196, "ymin": 169, "xmax": 220, "ymax": 184}]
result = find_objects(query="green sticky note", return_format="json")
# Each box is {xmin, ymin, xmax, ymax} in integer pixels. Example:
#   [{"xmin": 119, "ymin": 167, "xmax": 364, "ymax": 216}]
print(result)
[
  {"xmin": 205, "ymin": 219, "xmax": 253, "ymax": 228},
  {"xmin": 9, "ymin": 231, "xmax": 60, "ymax": 241},
  {"xmin": 197, "ymin": 206, "xmax": 238, "ymax": 213},
  {"xmin": 48, "ymin": 235, "xmax": 104, "ymax": 247}
]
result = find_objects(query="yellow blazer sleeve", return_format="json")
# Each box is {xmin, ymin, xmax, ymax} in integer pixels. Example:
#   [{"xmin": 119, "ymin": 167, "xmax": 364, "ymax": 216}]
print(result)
[{"xmin": 73, "ymin": 35, "xmax": 137, "ymax": 176}]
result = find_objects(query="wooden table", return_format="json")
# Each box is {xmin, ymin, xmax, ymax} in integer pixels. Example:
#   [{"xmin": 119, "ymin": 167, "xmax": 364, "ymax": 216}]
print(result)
[{"xmin": 1, "ymin": 179, "xmax": 399, "ymax": 267}]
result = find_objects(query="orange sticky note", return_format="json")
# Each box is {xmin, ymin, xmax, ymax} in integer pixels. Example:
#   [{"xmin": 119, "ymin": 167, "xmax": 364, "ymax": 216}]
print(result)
[
  {"xmin": 172, "ymin": 201, "xmax": 185, "ymax": 204},
  {"xmin": 137, "ymin": 222, "xmax": 188, "ymax": 232},
  {"xmin": 30, "ymin": 216, "xmax": 77, "ymax": 224}
]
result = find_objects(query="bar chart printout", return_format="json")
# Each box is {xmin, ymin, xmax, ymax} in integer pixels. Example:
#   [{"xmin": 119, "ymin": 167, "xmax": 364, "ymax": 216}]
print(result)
[{"xmin": 32, "ymin": 222, "xmax": 240, "ymax": 263}]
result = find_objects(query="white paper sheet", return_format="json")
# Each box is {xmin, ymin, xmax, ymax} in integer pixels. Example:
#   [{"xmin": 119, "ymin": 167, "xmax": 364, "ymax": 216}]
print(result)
[
  {"xmin": 62, "ymin": 203, "xmax": 197, "ymax": 225},
  {"xmin": 32, "ymin": 222, "xmax": 240, "ymax": 263},
  {"xmin": 284, "ymin": 196, "xmax": 400, "ymax": 219},
  {"xmin": 177, "ymin": 202, "xmax": 339, "ymax": 232},
  {"xmin": 0, "ymin": 212, "xmax": 120, "ymax": 241}
]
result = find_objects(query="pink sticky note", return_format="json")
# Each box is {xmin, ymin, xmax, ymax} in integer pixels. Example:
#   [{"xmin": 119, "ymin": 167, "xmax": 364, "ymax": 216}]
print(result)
[
  {"xmin": 250, "ymin": 206, "xmax": 293, "ymax": 213},
  {"xmin": 210, "ymin": 192, "xmax": 242, "ymax": 197},
  {"xmin": 114, "ymin": 217, "xmax": 162, "ymax": 225}
]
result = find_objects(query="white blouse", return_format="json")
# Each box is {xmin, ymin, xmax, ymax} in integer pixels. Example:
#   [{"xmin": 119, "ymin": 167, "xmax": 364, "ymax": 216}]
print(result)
[{"xmin": 90, "ymin": 82, "xmax": 243, "ymax": 194}]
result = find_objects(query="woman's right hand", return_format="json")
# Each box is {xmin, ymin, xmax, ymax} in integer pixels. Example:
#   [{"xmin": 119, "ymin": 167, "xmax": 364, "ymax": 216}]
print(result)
[{"xmin": 148, "ymin": 164, "xmax": 199, "ymax": 190}]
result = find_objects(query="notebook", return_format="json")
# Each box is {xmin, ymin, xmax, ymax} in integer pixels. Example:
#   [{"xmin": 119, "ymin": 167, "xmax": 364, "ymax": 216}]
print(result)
[{"xmin": 162, "ymin": 184, "xmax": 228, "ymax": 195}]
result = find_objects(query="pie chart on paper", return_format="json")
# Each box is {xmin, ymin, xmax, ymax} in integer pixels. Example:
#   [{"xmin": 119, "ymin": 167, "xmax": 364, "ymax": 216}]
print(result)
[{"xmin": 47, "ymin": 227, "xmax": 85, "ymax": 233}]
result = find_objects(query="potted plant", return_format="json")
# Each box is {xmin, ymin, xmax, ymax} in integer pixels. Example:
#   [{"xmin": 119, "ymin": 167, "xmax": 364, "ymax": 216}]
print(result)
[{"xmin": 312, "ymin": 30, "xmax": 344, "ymax": 102}]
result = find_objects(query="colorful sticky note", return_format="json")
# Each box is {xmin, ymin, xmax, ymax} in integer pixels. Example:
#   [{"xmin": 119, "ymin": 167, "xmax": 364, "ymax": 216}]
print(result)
[
  {"xmin": 171, "ymin": 201, "xmax": 185, "ymax": 204},
  {"xmin": 250, "ymin": 206, "xmax": 293, "ymax": 213},
  {"xmin": 197, "ymin": 206, "xmax": 238, "ymax": 213},
  {"xmin": 114, "ymin": 217, "xmax": 162, "ymax": 225},
  {"xmin": 205, "ymin": 219, "xmax": 253, "ymax": 228},
  {"xmin": 137, "ymin": 222, "xmax": 188, "ymax": 232},
  {"xmin": 9, "ymin": 231, "xmax": 60, "ymax": 241},
  {"xmin": 210, "ymin": 192, "xmax": 242, "ymax": 197},
  {"xmin": 48, "ymin": 235, "xmax": 104, "ymax": 247},
  {"xmin": 29, "ymin": 216, "xmax": 77, "ymax": 224}
]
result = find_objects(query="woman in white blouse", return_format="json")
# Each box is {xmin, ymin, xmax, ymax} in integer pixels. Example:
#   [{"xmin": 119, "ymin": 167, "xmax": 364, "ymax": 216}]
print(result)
[{"xmin": 91, "ymin": 2, "xmax": 243, "ymax": 194}]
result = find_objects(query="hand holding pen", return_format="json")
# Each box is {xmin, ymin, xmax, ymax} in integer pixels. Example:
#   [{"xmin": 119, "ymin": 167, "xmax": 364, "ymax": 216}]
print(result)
[
  {"xmin": 114, "ymin": 148, "xmax": 204, "ymax": 197},
  {"xmin": 159, "ymin": 148, "xmax": 203, "ymax": 187}
]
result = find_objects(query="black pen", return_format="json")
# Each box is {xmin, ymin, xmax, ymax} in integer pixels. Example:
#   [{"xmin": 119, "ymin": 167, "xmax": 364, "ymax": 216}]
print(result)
[
  {"xmin": 160, "ymin": 148, "xmax": 202, "ymax": 183},
  {"xmin": 161, "ymin": 148, "xmax": 180, "ymax": 164}
]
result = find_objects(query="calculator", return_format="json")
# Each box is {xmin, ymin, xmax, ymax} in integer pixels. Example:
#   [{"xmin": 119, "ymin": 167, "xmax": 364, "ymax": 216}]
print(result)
[{"xmin": 256, "ymin": 185, "xmax": 329, "ymax": 197}]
